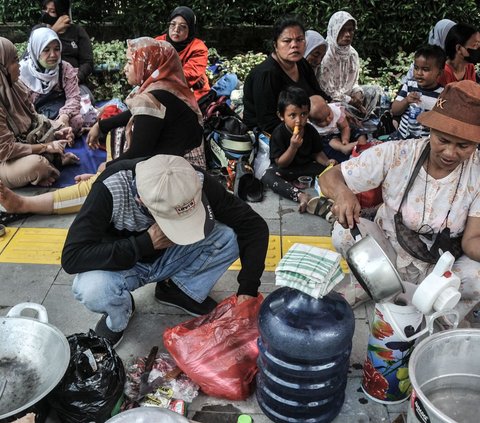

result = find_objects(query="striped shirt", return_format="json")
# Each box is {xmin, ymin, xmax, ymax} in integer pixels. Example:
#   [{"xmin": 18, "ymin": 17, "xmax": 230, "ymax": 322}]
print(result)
[{"xmin": 395, "ymin": 80, "xmax": 443, "ymax": 140}]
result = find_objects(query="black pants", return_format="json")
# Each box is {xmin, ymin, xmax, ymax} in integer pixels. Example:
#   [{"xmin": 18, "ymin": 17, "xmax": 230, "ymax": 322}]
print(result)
[{"xmin": 261, "ymin": 162, "xmax": 325, "ymax": 202}]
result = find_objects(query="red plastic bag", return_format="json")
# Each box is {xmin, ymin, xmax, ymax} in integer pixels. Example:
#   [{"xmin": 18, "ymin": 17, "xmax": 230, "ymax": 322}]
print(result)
[
  {"xmin": 352, "ymin": 142, "xmax": 383, "ymax": 208},
  {"xmin": 163, "ymin": 294, "xmax": 263, "ymax": 400}
]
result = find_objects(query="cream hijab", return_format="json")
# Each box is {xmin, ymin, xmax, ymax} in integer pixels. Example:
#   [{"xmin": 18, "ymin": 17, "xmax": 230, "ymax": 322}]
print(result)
[
  {"xmin": 20, "ymin": 27, "xmax": 62, "ymax": 95},
  {"xmin": 319, "ymin": 11, "xmax": 360, "ymax": 101},
  {"xmin": 0, "ymin": 37, "xmax": 36, "ymax": 135}
]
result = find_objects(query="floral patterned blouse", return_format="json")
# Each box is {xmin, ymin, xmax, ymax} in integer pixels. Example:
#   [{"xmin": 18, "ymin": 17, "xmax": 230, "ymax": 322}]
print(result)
[{"xmin": 341, "ymin": 138, "xmax": 480, "ymax": 270}]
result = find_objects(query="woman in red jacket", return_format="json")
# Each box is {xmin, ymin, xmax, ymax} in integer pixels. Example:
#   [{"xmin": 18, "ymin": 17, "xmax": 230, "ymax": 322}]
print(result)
[{"xmin": 156, "ymin": 6, "xmax": 210, "ymax": 100}]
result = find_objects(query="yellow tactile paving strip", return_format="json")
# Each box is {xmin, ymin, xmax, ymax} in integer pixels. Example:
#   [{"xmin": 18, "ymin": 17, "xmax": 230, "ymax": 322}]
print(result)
[
  {"xmin": 0, "ymin": 228, "xmax": 348, "ymax": 273},
  {"xmin": 229, "ymin": 235, "xmax": 282, "ymax": 272},
  {"xmin": 0, "ymin": 227, "xmax": 68, "ymax": 265}
]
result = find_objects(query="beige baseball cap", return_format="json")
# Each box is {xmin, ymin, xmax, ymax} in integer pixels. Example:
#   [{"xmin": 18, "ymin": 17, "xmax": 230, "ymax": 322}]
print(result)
[{"xmin": 136, "ymin": 155, "xmax": 215, "ymax": 245}]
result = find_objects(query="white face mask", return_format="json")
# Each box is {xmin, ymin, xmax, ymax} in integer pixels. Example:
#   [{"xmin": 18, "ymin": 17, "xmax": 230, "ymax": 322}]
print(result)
[{"xmin": 39, "ymin": 57, "xmax": 57, "ymax": 70}]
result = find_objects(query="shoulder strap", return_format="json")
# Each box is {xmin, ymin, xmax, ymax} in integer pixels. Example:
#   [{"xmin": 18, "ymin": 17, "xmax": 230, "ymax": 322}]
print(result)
[{"xmin": 397, "ymin": 143, "xmax": 430, "ymax": 213}]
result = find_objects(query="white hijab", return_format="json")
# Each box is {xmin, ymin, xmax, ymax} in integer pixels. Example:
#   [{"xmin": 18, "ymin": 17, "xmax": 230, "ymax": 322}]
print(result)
[
  {"xmin": 319, "ymin": 11, "xmax": 360, "ymax": 101},
  {"xmin": 20, "ymin": 27, "xmax": 62, "ymax": 95},
  {"xmin": 428, "ymin": 19, "xmax": 456, "ymax": 49},
  {"xmin": 304, "ymin": 30, "xmax": 327, "ymax": 58}
]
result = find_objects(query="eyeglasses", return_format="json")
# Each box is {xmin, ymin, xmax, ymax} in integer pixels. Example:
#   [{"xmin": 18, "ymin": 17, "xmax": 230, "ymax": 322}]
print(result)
[{"xmin": 168, "ymin": 22, "xmax": 188, "ymax": 32}]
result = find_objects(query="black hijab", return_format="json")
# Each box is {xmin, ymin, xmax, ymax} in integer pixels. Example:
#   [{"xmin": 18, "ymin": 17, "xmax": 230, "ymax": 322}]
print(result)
[{"xmin": 165, "ymin": 6, "xmax": 196, "ymax": 53}]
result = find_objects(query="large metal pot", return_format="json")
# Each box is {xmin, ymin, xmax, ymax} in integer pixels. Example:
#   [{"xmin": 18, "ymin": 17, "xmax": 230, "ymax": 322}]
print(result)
[
  {"xmin": 346, "ymin": 223, "xmax": 404, "ymax": 302},
  {"xmin": 408, "ymin": 329, "xmax": 480, "ymax": 423},
  {"xmin": 106, "ymin": 408, "xmax": 189, "ymax": 422},
  {"xmin": 0, "ymin": 303, "xmax": 70, "ymax": 420}
]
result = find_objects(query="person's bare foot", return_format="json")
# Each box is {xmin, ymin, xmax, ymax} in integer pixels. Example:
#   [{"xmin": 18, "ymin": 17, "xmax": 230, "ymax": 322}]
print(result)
[
  {"xmin": 0, "ymin": 180, "xmax": 28, "ymax": 213},
  {"xmin": 298, "ymin": 192, "xmax": 312, "ymax": 213},
  {"xmin": 61, "ymin": 152, "xmax": 80, "ymax": 166},
  {"xmin": 36, "ymin": 167, "xmax": 60, "ymax": 188}
]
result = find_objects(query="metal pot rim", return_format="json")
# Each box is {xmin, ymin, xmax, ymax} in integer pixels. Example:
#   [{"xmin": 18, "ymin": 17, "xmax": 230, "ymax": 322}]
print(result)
[
  {"xmin": 408, "ymin": 329, "xmax": 480, "ymax": 423},
  {"xmin": 0, "ymin": 312, "xmax": 70, "ymax": 419}
]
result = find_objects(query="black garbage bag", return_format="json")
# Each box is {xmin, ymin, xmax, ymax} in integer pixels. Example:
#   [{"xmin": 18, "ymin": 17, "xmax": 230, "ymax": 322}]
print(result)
[{"xmin": 47, "ymin": 330, "xmax": 125, "ymax": 423}]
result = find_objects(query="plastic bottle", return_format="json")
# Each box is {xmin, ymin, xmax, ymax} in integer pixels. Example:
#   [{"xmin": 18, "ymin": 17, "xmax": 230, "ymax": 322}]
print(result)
[
  {"xmin": 379, "ymin": 88, "xmax": 391, "ymax": 116},
  {"xmin": 256, "ymin": 287, "xmax": 355, "ymax": 423},
  {"xmin": 407, "ymin": 103, "xmax": 423, "ymax": 138}
]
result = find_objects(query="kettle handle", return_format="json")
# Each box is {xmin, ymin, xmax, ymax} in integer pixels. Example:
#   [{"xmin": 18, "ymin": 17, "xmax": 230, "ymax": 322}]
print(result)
[
  {"xmin": 350, "ymin": 224, "xmax": 362, "ymax": 241},
  {"xmin": 7, "ymin": 302, "xmax": 49, "ymax": 323}
]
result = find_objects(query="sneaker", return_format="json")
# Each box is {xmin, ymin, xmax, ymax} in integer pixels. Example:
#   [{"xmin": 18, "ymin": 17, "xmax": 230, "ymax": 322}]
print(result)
[
  {"xmin": 155, "ymin": 279, "xmax": 217, "ymax": 317},
  {"xmin": 94, "ymin": 293, "xmax": 135, "ymax": 348}
]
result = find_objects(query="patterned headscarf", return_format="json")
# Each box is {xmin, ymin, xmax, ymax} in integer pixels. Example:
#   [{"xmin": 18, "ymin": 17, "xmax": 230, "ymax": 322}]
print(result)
[
  {"xmin": 19, "ymin": 27, "xmax": 62, "ymax": 95},
  {"xmin": 319, "ymin": 11, "xmax": 360, "ymax": 101},
  {"xmin": 0, "ymin": 37, "xmax": 36, "ymax": 135},
  {"xmin": 125, "ymin": 37, "xmax": 202, "ymax": 124}
]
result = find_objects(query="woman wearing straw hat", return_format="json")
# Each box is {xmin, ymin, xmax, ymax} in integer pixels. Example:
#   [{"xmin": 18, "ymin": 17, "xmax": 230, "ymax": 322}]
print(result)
[{"xmin": 319, "ymin": 80, "xmax": 480, "ymax": 325}]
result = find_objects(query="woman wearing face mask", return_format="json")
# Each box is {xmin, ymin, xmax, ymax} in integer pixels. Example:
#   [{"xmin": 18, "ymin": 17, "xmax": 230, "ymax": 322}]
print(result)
[
  {"xmin": 155, "ymin": 6, "xmax": 210, "ymax": 100},
  {"xmin": 39, "ymin": 0, "xmax": 93, "ymax": 85},
  {"xmin": 0, "ymin": 37, "xmax": 75, "ymax": 188},
  {"xmin": 439, "ymin": 23, "xmax": 480, "ymax": 86},
  {"xmin": 20, "ymin": 27, "xmax": 83, "ymax": 135}
]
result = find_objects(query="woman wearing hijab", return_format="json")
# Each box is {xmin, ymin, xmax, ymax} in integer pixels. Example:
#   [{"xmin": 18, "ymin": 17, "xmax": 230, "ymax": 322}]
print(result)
[
  {"xmin": 319, "ymin": 11, "xmax": 379, "ymax": 120},
  {"xmin": 0, "ymin": 37, "xmax": 205, "ymax": 216},
  {"xmin": 404, "ymin": 19, "xmax": 457, "ymax": 81},
  {"xmin": 320, "ymin": 80, "xmax": 480, "ymax": 324},
  {"xmin": 155, "ymin": 6, "xmax": 210, "ymax": 100},
  {"xmin": 20, "ymin": 27, "xmax": 83, "ymax": 134},
  {"xmin": 0, "ymin": 37, "xmax": 75, "ymax": 188},
  {"xmin": 304, "ymin": 30, "xmax": 328, "ymax": 71},
  {"xmin": 439, "ymin": 23, "xmax": 480, "ymax": 86},
  {"xmin": 39, "ymin": 0, "xmax": 94, "ymax": 85}
]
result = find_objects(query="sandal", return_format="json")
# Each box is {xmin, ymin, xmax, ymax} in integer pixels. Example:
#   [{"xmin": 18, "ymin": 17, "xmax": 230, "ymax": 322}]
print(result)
[
  {"xmin": 306, "ymin": 196, "xmax": 335, "ymax": 222},
  {"xmin": 0, "ymin": 211, "xmax": 32, "ymax": 225}
]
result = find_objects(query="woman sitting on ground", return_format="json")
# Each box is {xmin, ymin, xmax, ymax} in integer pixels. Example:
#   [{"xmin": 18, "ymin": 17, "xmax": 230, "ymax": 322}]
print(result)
[
  {"xmin": 243, "ymin": 16, "xmax": 330, "ymax": 135},
  {"xmin": 0, "ymin": 37, "xmax": 75, "ymax": 188},
  {"xmin": 0, "ymin": 37, "xmax": 205, "ymax": 217},
  {"xmin": 439, "ymin": 23, "xmax": 480, "ymax": 86},
  {"xmin": 304, "ymin": 30, "xmax": 327, "ymax": 74},
  {"xmin": 155, "ymin": 6, "xmax": 210, "ymax": 101},
  {"xmin": 319, "ymin": 80, "xmax": 480, "ymax": 324},
  {"xmin": 20, "ymin": 27, "xmax": 83, "ymax": 135},
  {"xmin": 39, "ymin": 0, "xmax": 94, "ymax": 87},
  {"xmin": 318, "ymin": 11, "xmax": 379, "ymax": 121}
]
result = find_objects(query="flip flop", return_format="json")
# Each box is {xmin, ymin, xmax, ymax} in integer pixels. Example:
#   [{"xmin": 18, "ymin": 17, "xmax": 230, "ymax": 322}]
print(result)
[
  {"xmin": 306, "ymin": 196, "xmax": 335, "ymax": 222},
  {"xmin": 0, "ymin": 211, "xmax": 32, "ymax": 225}
]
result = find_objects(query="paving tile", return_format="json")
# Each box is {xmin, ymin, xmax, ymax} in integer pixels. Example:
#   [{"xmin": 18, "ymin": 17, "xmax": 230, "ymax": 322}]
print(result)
[
  {"xmin": 280, "ymin": 200, "xmax": 332, "ymax": 236},
  {"xmin": 116, "ymin": 312, "xmax": 192, "ymax": 363},
  {"xmin": 264, "ymin": 217, "xmax": 280, "ymax": 235},
  {"xmin": 248, "ymin": 188, "xmax": 281, "ymax": 220},
  {"xmin": 53, "ymin": 268, "xmax": 75, "ymax": 285},
  {"xmin": 0, "ymin": 263, "xmax": 59, "ymax": 307},
  {"xmin": 42, "ymin": 283, "xmax": 98, "ymax": 336}
]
